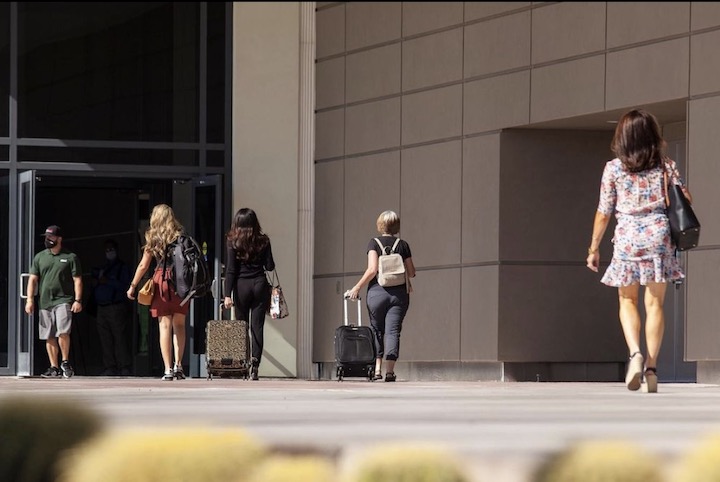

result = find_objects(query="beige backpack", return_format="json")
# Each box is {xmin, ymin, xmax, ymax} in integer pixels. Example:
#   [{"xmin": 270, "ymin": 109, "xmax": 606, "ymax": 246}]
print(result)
[{"xmin": 374, "ymin": 238, "xmax": 406, "ymax": 287}]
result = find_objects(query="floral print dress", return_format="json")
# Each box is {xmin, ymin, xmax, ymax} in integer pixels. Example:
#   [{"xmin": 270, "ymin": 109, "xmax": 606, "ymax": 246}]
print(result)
[{"xmin": 597, "ymin": 157, "xmax": 685, "ymax": 287}]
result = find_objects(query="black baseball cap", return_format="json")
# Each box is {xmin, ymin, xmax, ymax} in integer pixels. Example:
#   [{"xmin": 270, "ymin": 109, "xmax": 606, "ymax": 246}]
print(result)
[{"xmin": 41, "ymin": 225, "xmax": 62, "ymax": 237}]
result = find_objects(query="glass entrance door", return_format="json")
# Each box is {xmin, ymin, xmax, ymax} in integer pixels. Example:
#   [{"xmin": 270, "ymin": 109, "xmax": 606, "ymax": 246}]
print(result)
[
  {"xmin": 189, "ymin": 175, "xmax": 222, "ymax": 378},
  {"xmin": 0, "ymin": 172, "xmax": 9, "ymax": 373},
  {"xmin": 16, "ymin": 170, "xmax": 36, "ymax": 376}
]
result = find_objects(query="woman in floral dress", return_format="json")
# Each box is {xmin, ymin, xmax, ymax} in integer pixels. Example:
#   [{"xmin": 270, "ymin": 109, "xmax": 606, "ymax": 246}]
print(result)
[{"xmin": 586, "ymin": 109, "xmax": 692, "ymax": 393}]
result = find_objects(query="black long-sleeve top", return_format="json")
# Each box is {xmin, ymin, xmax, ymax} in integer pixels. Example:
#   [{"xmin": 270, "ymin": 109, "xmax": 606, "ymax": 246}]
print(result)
[{"xmin": 223, "ymin": 241, "xmax": 275, "ymax": 295}]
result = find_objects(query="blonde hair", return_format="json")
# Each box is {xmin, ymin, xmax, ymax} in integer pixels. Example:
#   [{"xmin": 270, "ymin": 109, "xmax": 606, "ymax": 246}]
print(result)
[
  {"xmin": 144, "ymin": 204, "xmax": 184, "ymax": 260},
  {"xmin": 376, "ymin": 210, "xmax": 400, "ymax": 235}
]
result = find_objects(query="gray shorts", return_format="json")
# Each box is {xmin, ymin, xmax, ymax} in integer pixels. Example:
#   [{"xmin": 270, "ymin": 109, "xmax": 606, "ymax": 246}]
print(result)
[{"xmin": 38, "ymin": 303, "xmax": 73, "ymax": 339}]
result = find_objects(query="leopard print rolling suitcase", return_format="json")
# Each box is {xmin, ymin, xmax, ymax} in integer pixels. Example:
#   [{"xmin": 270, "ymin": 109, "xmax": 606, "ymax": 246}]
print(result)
[{"xmin": 206, "ymin": 307, "xmax": 250, "ymax": 380}]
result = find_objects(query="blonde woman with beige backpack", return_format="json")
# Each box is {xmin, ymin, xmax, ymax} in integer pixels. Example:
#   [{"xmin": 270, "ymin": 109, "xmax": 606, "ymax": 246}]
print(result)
[{"xmin": 346, "ymin": 210, "xmax": 416, "ymax": 382}]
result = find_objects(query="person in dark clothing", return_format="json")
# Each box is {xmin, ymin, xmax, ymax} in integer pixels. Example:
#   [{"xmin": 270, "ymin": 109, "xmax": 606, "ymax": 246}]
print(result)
[
  {"xmin": 92, "ymin": 239, "xmax": 132, "ymax": 376},
  {"xmin": 223, "ymin": 208, "xmax": 275, "ymax": 380},
  {"xmin": 346, "ymin": 210, "xmax": 416, "ymax": 382}
]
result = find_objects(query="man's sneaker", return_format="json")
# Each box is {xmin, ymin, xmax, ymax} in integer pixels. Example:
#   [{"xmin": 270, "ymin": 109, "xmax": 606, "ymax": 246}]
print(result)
[
  {"xmin": 41, "ymin": 366, "xmax": 61, "ymax": 378},
  {"xmin": 60, "ymin": 360, "xmax": 74, "ymax": 379},
  {"xmin": 161, "ymin": 370, "xmax": 174, "ymax": 381}
]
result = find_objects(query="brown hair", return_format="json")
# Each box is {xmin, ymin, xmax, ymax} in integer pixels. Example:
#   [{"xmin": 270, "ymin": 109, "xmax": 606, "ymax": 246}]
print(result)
[
  {"xmin": 226, "ymin": 207, "xmax": 270, "ymax": 263},
  {"xmin": 376, "ymin": 210, "xmax": 400, "ymax": 235},
  {"xmin": 610, "ymin": 109, "xmax": 666, "ymax": 173}
]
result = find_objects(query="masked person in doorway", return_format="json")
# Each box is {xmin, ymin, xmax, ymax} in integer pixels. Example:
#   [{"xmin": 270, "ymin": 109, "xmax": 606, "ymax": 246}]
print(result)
[
  {"xmin": 25, "ymin": 225, "xmax": 83, "ymax": 378},
  {"xmin": 92, "ymin": 239, "xmax": 132, "ymax": 377}
]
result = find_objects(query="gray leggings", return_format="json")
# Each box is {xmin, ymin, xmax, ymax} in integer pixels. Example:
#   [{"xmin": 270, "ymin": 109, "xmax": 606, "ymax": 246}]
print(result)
[{"xmin": 366, "ymin": 286, "xmax": 409, "ymax": 361}]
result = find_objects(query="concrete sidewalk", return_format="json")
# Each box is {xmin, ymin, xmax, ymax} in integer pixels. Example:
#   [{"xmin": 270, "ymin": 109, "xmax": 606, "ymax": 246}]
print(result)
[{"xmin": 2, "ymin": 377, "xmax": 720, "ymax": 481}]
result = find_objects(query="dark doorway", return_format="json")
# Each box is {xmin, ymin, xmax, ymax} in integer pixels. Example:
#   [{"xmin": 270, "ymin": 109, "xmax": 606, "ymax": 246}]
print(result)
[{"xmin": 30, "ymin": 175, "xmax": 173, "ymax": 377}]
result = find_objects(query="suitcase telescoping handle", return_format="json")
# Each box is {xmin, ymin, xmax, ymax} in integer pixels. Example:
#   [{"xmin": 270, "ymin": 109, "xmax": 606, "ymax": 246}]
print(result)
[
  {"xmin": 219, "ymin": 302, "xmax": 236, "ymax": 321},
  {"xmin": 342, "ymin": 292, "xmax": 363, "ymax": 326}
]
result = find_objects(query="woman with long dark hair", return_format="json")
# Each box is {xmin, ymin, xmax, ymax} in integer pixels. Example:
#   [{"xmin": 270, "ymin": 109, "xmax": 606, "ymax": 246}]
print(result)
[
  {"xmin": 223, "ymin": 208, "xmax": 275, "ymax": 380},
  {"xmin": 586, "ymin": 109, "xmax": 693, "ymax": 393}
]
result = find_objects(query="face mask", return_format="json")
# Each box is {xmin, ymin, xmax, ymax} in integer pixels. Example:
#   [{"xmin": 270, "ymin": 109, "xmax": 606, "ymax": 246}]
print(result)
[
  {"xmin": 44, "ymin": 239, "xmax": 57, "ymax": 249},
  {"xmin": 106, "ymin": 251, "xmax": 117, "ymax": 261}
]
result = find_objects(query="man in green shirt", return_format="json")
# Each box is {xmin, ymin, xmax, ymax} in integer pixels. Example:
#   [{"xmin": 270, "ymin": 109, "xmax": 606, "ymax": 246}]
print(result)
[{"xmin": 25, "ymin": 225, "xmax": 83, "ymax": 378}]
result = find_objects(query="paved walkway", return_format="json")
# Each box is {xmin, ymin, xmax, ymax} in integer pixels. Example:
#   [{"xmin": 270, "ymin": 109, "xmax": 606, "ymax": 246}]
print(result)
[{"xmin": 2, "ymin": 377, "xmax": 720, "ymax": 481}]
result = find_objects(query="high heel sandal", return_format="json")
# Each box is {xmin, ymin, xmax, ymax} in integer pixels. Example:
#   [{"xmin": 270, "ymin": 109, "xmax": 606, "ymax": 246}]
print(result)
[
  {"xmin": 625, "ymin": 351, "xmax": 643, "ymax": 391},
  {"xmin": 642, "ymin": 367, "xmax": 658, "ymax": 393}
]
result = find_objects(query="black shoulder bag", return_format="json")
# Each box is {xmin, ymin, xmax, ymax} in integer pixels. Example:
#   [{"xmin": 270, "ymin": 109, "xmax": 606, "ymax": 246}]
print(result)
[{"xmin": 663, "ymin": 159, "xmax": 700, "ymax": 251}]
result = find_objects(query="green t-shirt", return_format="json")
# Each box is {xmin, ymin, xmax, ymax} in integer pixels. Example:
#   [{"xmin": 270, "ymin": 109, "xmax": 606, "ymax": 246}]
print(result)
[{"xmin": 30, "ymin": 249, "xmax": 82, "ymax": 310}]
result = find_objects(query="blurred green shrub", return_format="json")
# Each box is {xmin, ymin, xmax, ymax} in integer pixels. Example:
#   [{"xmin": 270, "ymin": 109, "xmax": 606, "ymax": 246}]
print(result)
[
  {"xmin": 344, "ymin": 442, "xmax": 472, "ymax": 482},
  {"xmin": 0, "ymin": 396, "xmax": 104, "ymax": 482},
  {"xmin": 58, "ymin": 427, "xmax": 266, "ymax": 482},
  {"xmin": 246, "ymin": 454, "xmax": 335, "ymax": 482},
  {"xmin": 674, "ymin": 433, "xmax": 720, "ymax": 482},
  {"xmin": 533, "ymin": 439, "xmax": 663, "ymax": 482}
]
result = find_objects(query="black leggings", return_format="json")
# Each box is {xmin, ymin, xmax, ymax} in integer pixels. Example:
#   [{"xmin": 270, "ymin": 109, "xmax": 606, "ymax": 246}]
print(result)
[
  {"xmin": 232, "ymin": 276, "xmax": 271, "ymax": 365},
  {"xmin": 366, "ymin": 286, "xmax": 410, "ymax": 361}
]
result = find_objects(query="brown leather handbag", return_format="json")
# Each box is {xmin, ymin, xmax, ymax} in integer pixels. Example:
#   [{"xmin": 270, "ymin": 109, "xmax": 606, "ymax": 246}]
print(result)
[{"xmin": 137, "ymin": 278, "xmax": 154, "ymax": 306}]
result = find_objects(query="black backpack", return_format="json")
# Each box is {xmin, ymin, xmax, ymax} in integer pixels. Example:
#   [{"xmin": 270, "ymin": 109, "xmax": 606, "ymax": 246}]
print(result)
[{"xmin": 162, "ymin": 234, "xmax": 211, "ymax": 306}]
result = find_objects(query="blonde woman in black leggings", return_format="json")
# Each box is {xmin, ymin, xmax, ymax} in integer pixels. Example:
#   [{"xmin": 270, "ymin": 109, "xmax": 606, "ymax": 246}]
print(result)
[
  {"xmin": 346, "ymin": 210, "xmax": 416, "ymax": 382},
  {"xmin": 223, "ymin": 208, "xmax": 275, "ymax": 380}
]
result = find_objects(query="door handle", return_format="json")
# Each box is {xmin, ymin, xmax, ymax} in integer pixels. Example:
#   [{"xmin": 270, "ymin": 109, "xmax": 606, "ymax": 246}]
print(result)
[{"xmin": 20, "ymin": 273, "xmax": 30, "ymax": 299}]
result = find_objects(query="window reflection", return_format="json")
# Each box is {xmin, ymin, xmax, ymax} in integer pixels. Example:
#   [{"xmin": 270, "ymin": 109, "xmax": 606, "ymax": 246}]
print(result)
[{"xmin": 18, "ymin": 2, "xmax": 199, "ymax": 142}]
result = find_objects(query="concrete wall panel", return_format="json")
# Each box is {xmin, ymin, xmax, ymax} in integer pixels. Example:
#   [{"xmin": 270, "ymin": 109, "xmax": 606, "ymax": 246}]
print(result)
[
  {"xmin": 315, "ymin": 109, "xmax": 344, "ymax": 160},
  {"xmin": 532, "ymin": 2, "xmax": 606, "ymax": 64},
  {"xmin": 346, "ymin": 2, "xmax": 401, "ymax": 51},
  {"xmin": 346, "ymin": 44, "xmax": 401, "ymax": 104},
  {"xmin": 401, "ymin": 84, "xmax": 462, "ymax": 145},
  {"xmin": 461, "ymin": 266, "xmax": 499, "ymax": 360},
  {"xmin": 607, "ymin": 2, "xmax": 689, "ymax": 48},
  {"xmin": 314, "ymin": 161, "xmax": 345, "ymax": 275},
  {"xmin": 401, "ymin": 268, "xmax": 461, "ymax": 361},
  {"xmin": 402, "ymin": 2, "xmax": 463, "ymax": 37},
  {"xmin": 462, "ymin": 134, "xmax": 500, "ymax": 263},
  {"xmin": 345, "ymin": 98, "xmax": 401, "ymax": 155},
  {"xmin": 316, "ymin": 4, "xmax": 345, "ymax": 58},
  {"xmin": 464, "ymin": 12, "xmax": 531, "ymax": 78},
  {"xmin": 606, "ymin": 38, "xmax": 689, "ymax": 111},
  {"xmin": 465, "ymin": 2, "xmax": 530, "ymax": 22},
  {"xmin": 344, "ymin": 151, "xmax": 401, "ymax": 273},
  {"xmin": 688, "ymin": 97, "xmax": 720, "ymax": 247},
  {"xmin": 690, "ymin": 31, "xmax": 720, "ymax": 97},
  {"xmin": 464, "ymin": 71, "xmax": 530, "ymax": 135},
  {"xmin": 531, "ymin": 55, "xmax": 606, "ymax": 124},
  {"xmin": 402, "ymin": 28, "xmax": 463, "ymax": 92},
  {"xmin": 316, "ymin": 57, "xmax": 345, "ymax": 110},
  {"xmin": 401, "ymin": 141, "xmax": 462, "ymax": 267}
]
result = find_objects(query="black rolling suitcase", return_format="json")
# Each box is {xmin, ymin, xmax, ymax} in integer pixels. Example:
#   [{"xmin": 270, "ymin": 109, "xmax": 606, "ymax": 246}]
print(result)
[
  {"xmin": 334, "ymin": 295, "xmax": 376, "ymax": 381},
  {"xmin": 206, "ymin": 305, "xmax": 251, "ymax": 380}
]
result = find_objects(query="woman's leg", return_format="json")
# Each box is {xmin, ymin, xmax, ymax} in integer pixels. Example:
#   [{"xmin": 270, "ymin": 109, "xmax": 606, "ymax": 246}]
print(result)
[
  {"xmin": 618, "ymin": 284, "xmax": 644, "ymax": 390},
  {"xmin": 643, "ymin": 282, "xmax": 667, "ymax": 369},
  {"xmin": 617, "ymin": 284, "xmax": 642, "ymax": 354},
  {"xmin": 171, "ymin": 313, "xmax": 187, "ymax": 369},
  {"xmin": 383, "ymin": 293, "xmax": 409, "ymax": 377},
  {"xmin": 366, "ymin": 291, "xmax": 387, "ymax": 375},
  {"xmin": 248, "ymin": 278, "xmax": 270, "ymax": 365},
  {"xmin": 158, "ymin": 315, "xmax": 173, "ymax": 373}
]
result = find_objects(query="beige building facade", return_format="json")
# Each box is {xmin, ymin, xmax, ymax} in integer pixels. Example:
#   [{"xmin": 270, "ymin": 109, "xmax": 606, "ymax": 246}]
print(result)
[{"xmin": 234, "ymin": 2, "xmax": 720, "ymax": 383}]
